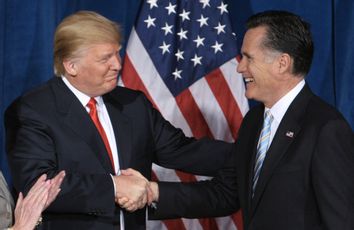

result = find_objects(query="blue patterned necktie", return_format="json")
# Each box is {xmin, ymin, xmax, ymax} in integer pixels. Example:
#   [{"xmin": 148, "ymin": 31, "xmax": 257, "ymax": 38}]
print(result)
[{"xmin": 252, "ymin": 110, "xmax": 274, "ymax": 196}]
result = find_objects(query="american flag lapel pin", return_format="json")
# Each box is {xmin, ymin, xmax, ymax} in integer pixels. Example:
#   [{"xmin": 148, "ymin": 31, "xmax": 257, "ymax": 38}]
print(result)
[{"xmin": 285, "ymin": 131, "xmax": 294, "ymax": 138}]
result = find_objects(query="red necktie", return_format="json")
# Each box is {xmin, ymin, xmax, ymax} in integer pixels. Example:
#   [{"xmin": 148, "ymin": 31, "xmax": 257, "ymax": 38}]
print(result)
[{"xmin": 87, "ymin": 98, "xmax": 115, "ymax": 170}]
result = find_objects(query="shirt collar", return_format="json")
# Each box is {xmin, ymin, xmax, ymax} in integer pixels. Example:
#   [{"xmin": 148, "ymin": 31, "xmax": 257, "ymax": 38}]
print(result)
[
  {"xmin": 61, "ymin": 76, "xmax": 103, "ymax": 107},
  {"xmin": 267, "ymin": 79, "xmax": 305, "ymax": 124}
]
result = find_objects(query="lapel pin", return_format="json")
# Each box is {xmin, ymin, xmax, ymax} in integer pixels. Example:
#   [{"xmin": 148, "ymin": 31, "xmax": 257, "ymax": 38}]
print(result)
[{"xmin": 285, "ymin": 131, "xmax": 294, "ymax": 138}]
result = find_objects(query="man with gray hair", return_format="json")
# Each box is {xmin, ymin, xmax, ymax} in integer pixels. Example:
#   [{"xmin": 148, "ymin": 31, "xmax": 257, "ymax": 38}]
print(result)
[{"xmin": 148, "ymin": 10, "xmax": 354, "ymax": 230}]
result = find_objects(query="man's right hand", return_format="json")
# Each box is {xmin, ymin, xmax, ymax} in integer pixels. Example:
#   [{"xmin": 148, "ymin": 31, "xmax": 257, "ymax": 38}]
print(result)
[{"xmin": 113, "ymin": 169, "xmax": 150, "ymax": 212}]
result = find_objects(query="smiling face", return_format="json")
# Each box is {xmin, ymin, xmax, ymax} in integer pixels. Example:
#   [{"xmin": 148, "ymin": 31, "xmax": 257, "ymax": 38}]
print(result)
[
  {"xmin": 237, "ymin": 26, "xmax": 292, "ymax": 108},
  {"xmin": 63, "ymin": 43, "xmax": 121, "ymax": 97}
]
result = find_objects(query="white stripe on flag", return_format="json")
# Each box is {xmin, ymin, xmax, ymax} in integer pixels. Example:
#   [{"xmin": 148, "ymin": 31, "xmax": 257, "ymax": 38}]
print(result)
[
  {"xmin": 152, "ymin": 164, "xmax": 181, "ymax": 182},
  {"xmin": 118, "ymin": 75, "xmax": 124, "ymax": 87},
  {"xmin": 147, "ymin": 220, "xmax": 168, "ymax": 230},
  {"xmin": 216, "ymin": 216, "xmax": 238, "ymax": 230}
]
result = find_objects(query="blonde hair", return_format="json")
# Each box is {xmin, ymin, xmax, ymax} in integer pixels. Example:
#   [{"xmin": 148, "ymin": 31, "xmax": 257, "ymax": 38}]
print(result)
[{"xmin": 53, "ymin": 11, "xmax": 122, "ymax": 76}]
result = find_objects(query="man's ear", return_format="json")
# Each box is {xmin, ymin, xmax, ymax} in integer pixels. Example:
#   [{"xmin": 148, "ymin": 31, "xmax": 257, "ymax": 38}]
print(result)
[
  {"xmin": 62, "ymin": 59, "xmax": 78, "ymax": 76},
  {"xmin": 277, "ymin": 53, "xmax": 292, "ymax": 74}
]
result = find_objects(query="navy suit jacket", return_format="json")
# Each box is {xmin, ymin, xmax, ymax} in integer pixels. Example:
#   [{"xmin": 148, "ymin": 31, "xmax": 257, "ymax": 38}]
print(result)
[
  {"xmin": 152, "ymin": 84, "xmax": 354, "ymax": 230},
  {"xmin": 5, "ymin": 77, "xmax": 233, "ymax": 230}
]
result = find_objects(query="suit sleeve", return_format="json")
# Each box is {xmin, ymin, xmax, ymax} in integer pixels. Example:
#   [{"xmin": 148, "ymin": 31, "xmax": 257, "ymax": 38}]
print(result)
[
  {"xmin": 135, "ymin": 90, "xmax": 239, "ymax": 219},
  {"xmin": 5, "ymin": 100, "xmax": 116, "ymax": 217},
  {"xmin": 150, "ymin": 151, "xmax": 239, "ymax": 219},
  {"xmin": 142, "ymin": 95, "xmax": 234, "ymax": 176},
  {"xmin": 312, "ymin": 119, "xmax": 354, "ymax": 230}
]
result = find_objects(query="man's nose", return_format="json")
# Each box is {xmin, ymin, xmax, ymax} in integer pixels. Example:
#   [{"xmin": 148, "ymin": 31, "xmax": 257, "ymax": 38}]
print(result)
[
  {"xmin": 111, "ymin": 54, "xmax": 122, "ymax": 71},
  {"xmin": 236, "ymin": 57, "xmax": 245, "ymax": 73}
]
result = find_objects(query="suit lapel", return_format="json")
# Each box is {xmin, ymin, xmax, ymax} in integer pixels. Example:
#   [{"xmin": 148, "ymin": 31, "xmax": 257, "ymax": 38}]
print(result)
[
  {"xmin": 250, "ymin": 84, "xmax": 313, "ymax": 214},
  {"xmin": 50, "ymin": 78, "xmax": 114, "ymax": 173},
  {"xmin": 103, "ymin": 93, "xmax": 132, "ymax": 170}
]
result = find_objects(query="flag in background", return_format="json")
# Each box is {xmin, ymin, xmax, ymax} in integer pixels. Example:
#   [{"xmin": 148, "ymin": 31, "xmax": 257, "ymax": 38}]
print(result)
[{"xmin": 120, "ymin": 0, "xmax": 248, "ymax": 229}]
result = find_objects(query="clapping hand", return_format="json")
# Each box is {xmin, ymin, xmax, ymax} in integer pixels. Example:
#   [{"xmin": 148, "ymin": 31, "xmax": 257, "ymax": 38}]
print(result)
[{"xmin": 12, "ymin": 171, "xmax": 65, "ymax": 230}]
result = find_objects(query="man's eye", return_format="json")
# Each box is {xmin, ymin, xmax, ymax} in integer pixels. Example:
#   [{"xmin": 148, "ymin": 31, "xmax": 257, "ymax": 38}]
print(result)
[
  {"xmin": 100, "ymin": 57, "xmax": 109, "ymax": 62},
  {"xmin": 245, "ymin": 56, "xmax": 252, "ymax": 61}
]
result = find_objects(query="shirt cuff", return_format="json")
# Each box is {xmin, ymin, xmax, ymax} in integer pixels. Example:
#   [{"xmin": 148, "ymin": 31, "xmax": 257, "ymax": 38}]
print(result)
[{"xmin": 110, "ymin": 174, "xmax": 116, "ymax": 195}]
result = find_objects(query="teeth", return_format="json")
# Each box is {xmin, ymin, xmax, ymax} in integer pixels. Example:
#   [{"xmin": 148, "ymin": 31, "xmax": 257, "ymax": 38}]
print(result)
[{"xmin": 245, "ymin": 78, "xmax": 254, "ymax": 83}]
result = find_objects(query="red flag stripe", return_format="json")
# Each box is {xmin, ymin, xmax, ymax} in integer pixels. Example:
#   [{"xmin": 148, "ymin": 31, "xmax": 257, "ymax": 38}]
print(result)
[
  {"xmin": 232, "ymin": 210, "xmax": 244, "ymax": 230},
  {"xmin": 205, "ymin": 68, "xmax": 243, "ymax": 140},
  {"xmin": 175, "ymin": 90, "xmax": 214, "ymax": 139},
  {"xmin": 162, "ymin": 219, "xmax": 187, "ymax": 230},
  {"xmin": 199, "ymin": 218, "xmax": 219, "ymax": 230}
]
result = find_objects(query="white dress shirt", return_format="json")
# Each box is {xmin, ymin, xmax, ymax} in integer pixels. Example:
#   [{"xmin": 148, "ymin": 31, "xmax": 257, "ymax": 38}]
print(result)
[{"xmin": 265, "ymin": 79, "xmax": 305, "ymax": 145}]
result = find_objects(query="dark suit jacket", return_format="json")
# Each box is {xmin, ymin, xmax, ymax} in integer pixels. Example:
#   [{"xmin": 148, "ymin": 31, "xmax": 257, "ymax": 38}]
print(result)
[
  {"xmin": 5, "ymin": 77, "xmax": 233, "ymax": 230},
  {"xmin": 152, "ymin": 84, "xmax": 354, "ymax": 230}
]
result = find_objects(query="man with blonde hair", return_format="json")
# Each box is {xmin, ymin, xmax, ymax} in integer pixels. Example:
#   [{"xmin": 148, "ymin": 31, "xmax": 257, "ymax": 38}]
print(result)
[{"xmin": 5, "ymin": 11, "xmax": 233, "ymax": 229}]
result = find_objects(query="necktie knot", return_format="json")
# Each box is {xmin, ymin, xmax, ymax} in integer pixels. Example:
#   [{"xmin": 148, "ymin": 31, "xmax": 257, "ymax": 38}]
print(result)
[
  {"xmin": 87, "ymin": 97, "xmax": 97, "ymax": 110},
  {"xmin": 87, "ymin": 98, "xmax": 98, "ymax": 117},
  {"xmin": 264, "ymin": 110, "xmax": 273, "ymax": 126}
]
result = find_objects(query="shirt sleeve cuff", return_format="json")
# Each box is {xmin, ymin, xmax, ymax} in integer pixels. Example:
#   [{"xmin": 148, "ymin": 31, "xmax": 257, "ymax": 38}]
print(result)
[{"xmin": 110, "ymin": 174, "xmax": 116, "ymax": 195}]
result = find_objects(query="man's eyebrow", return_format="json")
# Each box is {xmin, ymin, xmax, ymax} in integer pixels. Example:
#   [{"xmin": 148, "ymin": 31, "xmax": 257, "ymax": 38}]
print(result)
[
  {"xmin": 241, "ymin": 52, "xmax": 251, "ymax": 58},
  {"xmin": 98, "ymin": 52, "xmax": 115, "ymax": 59}
]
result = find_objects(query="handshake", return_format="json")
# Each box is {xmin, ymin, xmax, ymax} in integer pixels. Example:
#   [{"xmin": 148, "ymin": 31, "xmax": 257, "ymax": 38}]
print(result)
[{"xmin": 112, "ymin": 168, "xmax": 158, "ymax": 212}]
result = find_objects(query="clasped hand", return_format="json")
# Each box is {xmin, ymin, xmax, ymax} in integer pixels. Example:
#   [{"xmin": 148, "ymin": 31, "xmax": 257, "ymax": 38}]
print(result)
[{"xmin": 113, "ymin": 168, "xmax": 158, "ymax": 212}]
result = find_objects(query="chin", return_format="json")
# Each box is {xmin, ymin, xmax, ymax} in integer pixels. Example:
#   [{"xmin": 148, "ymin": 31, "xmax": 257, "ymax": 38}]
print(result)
[
  {"xmin": 245, "ymin": 91, "xmax": 253, "ymax": 100},
  {"xmin": 100, "ymin": 84, "xmax": 117, "ymax": 95}
]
